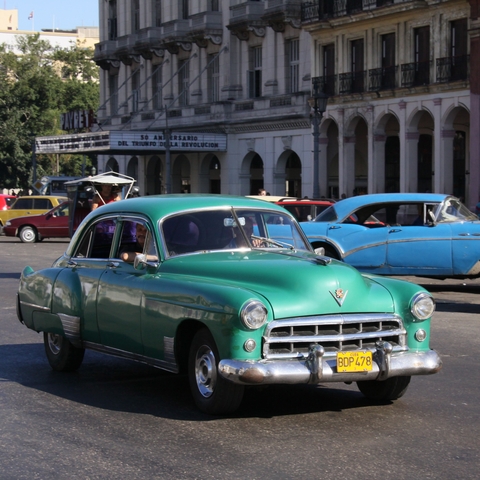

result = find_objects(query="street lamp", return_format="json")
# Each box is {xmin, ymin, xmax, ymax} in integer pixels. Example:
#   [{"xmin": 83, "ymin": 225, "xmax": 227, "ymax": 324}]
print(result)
[{"xmin": 308, "ymin": 82, "xmax": 328, "ymax": 199}]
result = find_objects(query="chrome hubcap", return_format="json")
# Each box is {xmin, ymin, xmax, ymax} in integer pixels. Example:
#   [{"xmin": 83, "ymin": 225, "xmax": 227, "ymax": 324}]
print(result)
[
  {"xmin": 47, "ymin": 333, "xmax": 62, "ymax": 355},
  {"xmin": 195, "ymin": 345, "xmax": 217, "ymax": 398}
]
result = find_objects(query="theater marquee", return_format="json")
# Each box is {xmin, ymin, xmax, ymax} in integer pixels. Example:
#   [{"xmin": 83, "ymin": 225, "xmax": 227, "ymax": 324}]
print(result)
[{"xmin": 35, "ymin": 131, "xmax": 228, "ymax": 154}]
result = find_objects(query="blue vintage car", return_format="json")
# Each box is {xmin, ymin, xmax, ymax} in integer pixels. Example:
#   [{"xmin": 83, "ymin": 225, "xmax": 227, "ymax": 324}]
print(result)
[
  {"xmin": 17, "ymin": 195, "xmax": 441, "ymax": 414},
  {"xmin": 300, "ymin": 193, "xmax": 480, "ymax": 278}
]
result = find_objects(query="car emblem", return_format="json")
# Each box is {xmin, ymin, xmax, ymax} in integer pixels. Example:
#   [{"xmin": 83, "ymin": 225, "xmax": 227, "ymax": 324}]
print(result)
[{"xmin": 330, "ymin": 288, "xmax": 348, "ymax": 306}]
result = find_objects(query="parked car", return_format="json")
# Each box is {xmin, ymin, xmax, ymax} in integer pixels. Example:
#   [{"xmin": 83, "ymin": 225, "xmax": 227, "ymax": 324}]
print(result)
[
  {"xmin": 0, "ymin": 195, "xmax": 67, "ymax": 234},
  {"xmin": 17, "ymin": 195, "xmax": 441, "ymax": 414},
  {"xmin": 248, "ymin": 196, "xmax": 335, "ymax": 221},
  {"xmin": 300, "ymin": 193, "xmax": 480, "ymax": 278},
  {"xmin": 3, "ymin": 201, "xmax": 70, "ymax": 243},
  {"xmin": 0, "ymin": 194, "xmax": 16, "ymax": 211}
]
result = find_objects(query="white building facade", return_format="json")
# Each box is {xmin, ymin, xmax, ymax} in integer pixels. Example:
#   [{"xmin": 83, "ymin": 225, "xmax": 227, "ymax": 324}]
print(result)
[
  {"xmin": 94, "ymin": 1, "xmax": 314, "ymax": 197},
  {"xmin": 93, "ymin": 1, "xmax": 477, "ymax": 206}
]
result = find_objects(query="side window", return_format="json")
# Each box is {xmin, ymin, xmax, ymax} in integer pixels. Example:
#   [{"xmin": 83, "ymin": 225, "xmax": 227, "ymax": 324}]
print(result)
[
  {"xmin": 34, "ymin": 199, "xmax": 51, "ymax": 209},
  {"xmin": 73, "ymin": 219, "xmax": 117, "ymax": 259},
  {"xmin": 115, "ymin": 219, "xmax": 158, "ymax": 263},
  {"xmin": 12, "ymin": 198, "xmax": 32, "ymax": 210}
]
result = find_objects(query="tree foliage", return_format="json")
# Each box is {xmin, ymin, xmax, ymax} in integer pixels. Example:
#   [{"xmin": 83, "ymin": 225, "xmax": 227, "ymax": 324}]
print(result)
[{"xmin": 0, "ymin": 34, "xmax": 99, "ymax": 189}]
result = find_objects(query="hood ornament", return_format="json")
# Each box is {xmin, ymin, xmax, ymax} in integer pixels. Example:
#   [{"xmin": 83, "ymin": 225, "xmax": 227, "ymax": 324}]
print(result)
[{"xmin": 330, "ymin": 288, "xmax": 348, "ymax": 307}]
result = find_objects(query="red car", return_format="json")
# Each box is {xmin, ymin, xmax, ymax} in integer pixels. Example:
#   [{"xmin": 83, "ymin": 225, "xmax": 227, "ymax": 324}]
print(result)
[
  {"xmin": 0, "ymin": 194, "xmax": 16, "ymax": 211},
  {"xmin": 275, "ymin": 197, "xmax": 335, "ymax": 222},
  {"xmin": 3, "ymin": 201, "xmax": 70, "ymax": 243}
]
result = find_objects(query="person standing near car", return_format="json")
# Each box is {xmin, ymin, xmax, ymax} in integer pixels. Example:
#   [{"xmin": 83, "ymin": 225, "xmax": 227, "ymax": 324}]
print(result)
[{"xmin": 91, "ymin": 183, "xmax": 121, "ymax": 210}]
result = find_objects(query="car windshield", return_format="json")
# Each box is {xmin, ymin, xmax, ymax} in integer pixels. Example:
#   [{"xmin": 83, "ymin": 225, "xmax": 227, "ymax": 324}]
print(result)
[
  {"xmin": 436, "ymin": 198, "xmax": 479, "ymax": 223},
  {"xmin": 162, "ymin": 208, "xmax": 311, "ymax": 256}
]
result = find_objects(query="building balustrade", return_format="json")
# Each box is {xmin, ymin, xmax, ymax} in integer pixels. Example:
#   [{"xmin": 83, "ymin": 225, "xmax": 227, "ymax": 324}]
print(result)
[
  {"xmin": 401, "ymin": 60, "xmax": 431, "ymax": 87},
  {"xmin": 436, "ymin": 55, "xmax": 470, "ymax": 83},
  {"xmin": 302, "ymin": 0, "xmax": 401, "ymax": 23}
]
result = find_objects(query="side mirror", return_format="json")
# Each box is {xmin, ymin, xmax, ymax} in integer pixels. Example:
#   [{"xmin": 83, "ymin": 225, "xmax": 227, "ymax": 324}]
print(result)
[
  {"xmin": 134, "ymin": 253, "xmax": 159, "ymax": 270},
  {"xmin": 315, "ymin": 247, "xmax": 325, "ymax": 256}
]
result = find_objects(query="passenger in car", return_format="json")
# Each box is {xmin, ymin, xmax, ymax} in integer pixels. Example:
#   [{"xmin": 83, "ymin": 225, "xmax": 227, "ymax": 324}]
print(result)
[{"xmin": 120, "ymin": 223, "xmax": 147, "ymax": 262}]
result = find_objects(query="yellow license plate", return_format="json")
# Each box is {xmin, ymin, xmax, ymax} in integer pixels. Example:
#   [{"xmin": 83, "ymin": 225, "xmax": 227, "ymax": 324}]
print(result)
[{"xmin": 337, "ymin": 351, "xmax": 373, "ymax": 372}]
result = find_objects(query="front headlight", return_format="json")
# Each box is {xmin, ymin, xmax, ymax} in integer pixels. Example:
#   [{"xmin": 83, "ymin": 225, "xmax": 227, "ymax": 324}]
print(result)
[
  {"xmin": 240, "ymin": 300, "xmax": 268, "ymax": 330},
  {"xmin": 411, "ymin": 293, "xmax": 435, "ymax": 320}
]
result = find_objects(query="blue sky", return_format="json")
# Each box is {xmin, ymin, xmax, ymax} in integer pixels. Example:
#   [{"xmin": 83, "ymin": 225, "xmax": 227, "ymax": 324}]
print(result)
[{"xmin": 7, "ymin": 1, "xmax": 99, "ymax": 31}]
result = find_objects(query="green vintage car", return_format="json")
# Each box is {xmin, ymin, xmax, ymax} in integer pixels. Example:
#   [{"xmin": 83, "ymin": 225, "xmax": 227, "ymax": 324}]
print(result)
[{"xmin": 17, "ymin": 195, "xmax": 442, "ymax": 414}]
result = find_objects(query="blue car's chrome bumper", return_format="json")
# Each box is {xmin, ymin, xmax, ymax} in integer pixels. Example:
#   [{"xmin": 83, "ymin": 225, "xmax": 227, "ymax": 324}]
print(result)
[{"xmin": 219, "ymin": 341, "xmax": 442, "ymax": 385}]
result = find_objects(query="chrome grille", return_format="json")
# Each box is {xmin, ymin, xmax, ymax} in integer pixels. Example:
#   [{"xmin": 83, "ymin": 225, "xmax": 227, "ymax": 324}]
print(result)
[{"xmin": 263, "ymin": 313, "xmax": 406, "ymax": 359}]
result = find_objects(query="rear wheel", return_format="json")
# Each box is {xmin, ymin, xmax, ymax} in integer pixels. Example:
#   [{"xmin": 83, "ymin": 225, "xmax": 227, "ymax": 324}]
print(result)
[
  {"xmin": 19, "ymin": 226, "xmax": 38, "ymax": 243},
  {"xmin": 188, "ymin": 329, "xmax": 244, "ymax": 415},
  {"xmin": 43, "ymin": 332, "xmax": 85, "ymax": 372},
  {"xmin": 357, "ymin": 376, "xmax": 411, "ymax": 401}
]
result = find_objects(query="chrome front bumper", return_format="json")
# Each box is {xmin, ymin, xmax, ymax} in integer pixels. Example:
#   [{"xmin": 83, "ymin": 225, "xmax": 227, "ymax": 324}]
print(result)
[{"xmin": 219, "ymin": 341, "xmax": 442, "ymax": 385}]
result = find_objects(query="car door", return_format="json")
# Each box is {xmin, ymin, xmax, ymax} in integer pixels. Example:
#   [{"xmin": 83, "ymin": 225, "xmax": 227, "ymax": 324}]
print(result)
[
  {"xmin": 95, "ymin": 217, "xmax": 158, "ymax": 355},
  {"xmin": 386, "ymin": 203, "xmax": 453, "ymax": 275},
  {"xmin": 37, "ymin": 202, "xmax": 70, "ymax": 238}
]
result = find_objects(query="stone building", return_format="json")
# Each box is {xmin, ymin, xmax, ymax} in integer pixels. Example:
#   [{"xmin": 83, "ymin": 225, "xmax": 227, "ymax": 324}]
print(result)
[
  {"xmin": 93, "ymin": 1, "xmax": 479, "ymax": 207},
  {"xmin": 303, "ymin": 0, "xmax": 476, "ymax": 206},
  {"xmin": 94, "ymin": 0, "xmax": 313, "ymax": 197}
]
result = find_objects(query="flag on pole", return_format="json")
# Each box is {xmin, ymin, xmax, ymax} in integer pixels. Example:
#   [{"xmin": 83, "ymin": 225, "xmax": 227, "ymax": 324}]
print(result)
[{"xmin": 28, "ymin": 11, "xmax": 34, "ymax": 20}]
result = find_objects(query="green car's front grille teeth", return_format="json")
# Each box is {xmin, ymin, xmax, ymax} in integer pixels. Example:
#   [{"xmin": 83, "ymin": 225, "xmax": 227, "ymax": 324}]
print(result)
[{"xmin": 263, "ymin": 313, "xmax": 407, "ymax": 359}]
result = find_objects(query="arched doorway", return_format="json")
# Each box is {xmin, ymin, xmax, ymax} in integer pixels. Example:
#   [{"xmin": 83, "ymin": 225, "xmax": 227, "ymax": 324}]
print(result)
[
  {"xmin": 285, "ymin": 152, "xmax": 302, "ymax": 197},
  {"xmin": 172, "ymin": 155, "xmax": 191, "ymax": 193},
  {"xmin": 106, "ymin": 157, "xmax": 119, "ymax": 172},
  {"xmin": 146, "ymin": 155, "xmax": 162, "ymax": 194},
  {"xmin": 209, "ymin": 156, "xmax": 221, "ymax": 193},
  {"xmin": 250, "ymin": 154, "xmax": 264, "ymax": 195},
  {"xmin": 385, "ymin": 137, "xmax": 400, "ymax": 192},
  {"xmin": 418, "ymin": 134, "xmax": 433, "ymax": 193},
  {"xmin": 127, "ymin": 156, "xmax": 138, "ymax": 181}
]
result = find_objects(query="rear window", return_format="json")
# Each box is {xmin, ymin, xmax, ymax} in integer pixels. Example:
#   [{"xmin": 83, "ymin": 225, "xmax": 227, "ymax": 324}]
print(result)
[
  {"xmin": 5, "ymin": 197, "xmax": 14, "ymax": 207},
  {"xmin": 314, "ymin": 205, "xmax": 337, "ymax": 222}
]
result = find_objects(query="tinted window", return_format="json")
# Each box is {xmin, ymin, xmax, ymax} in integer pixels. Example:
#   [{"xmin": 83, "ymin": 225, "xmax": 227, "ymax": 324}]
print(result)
[
  {"xmin": 12, "ymin": 198, "xmax": 33, "ymax": 210},
  {"xmin": 33, "ymin": 199, "xmax": 52, "ymax": 209},
  {"xmin": 74, "ymin": 219, "xmax": 117, "ymax": 259}
]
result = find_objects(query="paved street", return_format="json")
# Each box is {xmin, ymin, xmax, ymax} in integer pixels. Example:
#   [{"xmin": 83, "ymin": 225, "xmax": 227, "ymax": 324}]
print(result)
[{"xmin": 1, "ymin": 237, "xmax": 479, "ymax": 479}]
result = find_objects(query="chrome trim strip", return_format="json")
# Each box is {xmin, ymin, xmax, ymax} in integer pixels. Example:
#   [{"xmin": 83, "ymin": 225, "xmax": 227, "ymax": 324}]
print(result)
[
  {"xmin": 82, "ymin": 341, "xmax": 179, "ymax": 373},
  {"xmin": 19, "ymin": 300, "xmax": 50, "ymax": 312},
  {"xmin": 58, "ymin": 313, "xmax": 81, "ymax": 346}
]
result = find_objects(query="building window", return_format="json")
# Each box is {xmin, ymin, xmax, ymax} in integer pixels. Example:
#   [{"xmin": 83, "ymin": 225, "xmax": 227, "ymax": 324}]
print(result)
[
  {"xmin": 178, "ymin": 60, "xmax": 189, "ymax": 106},
  {"xmin": 152, "ymin": 64, "xmax": 163, "ymax": 110},
  {"xmin": 210, "ymin": 0, "xmax": 219, "ymax": 12},
  {"xmin": 248, "ymin": 46, "xmax": 262, "ymax": 98},
  {"xmin": 131, "ymin": 69, "xmax": 140, "ymax": 113},
  {"xmin": 108, "ymin": 74, "xmax": 118, "ymax": 115},
  {"xmin": 208, "ymin": 54, "xmax": 220, "ymax": 103},
  {"xmin": 132, "ymin": 0, "xmax": 140, "ymax": 32},
  {"xmin": 414, "ymin": 26, "xmax": 430, "ymax": 85},
  {"xmin": 351, "ymin": 38, "xmax": 364, "ymax": 93},
  {"xmin": 108, "ymin": 0, "xmax": 117, "ymax": 40},
  {"xmin": 450, "ymin": 18, "xmax": 468, "ymax": 81},
  {"xmin": 287, "ymin": 39, "xmax": 299, "ymax": 93},
  {"xmin": 153, "ymin": 0, "xmax": 162, "ymax": 27},
  {"xmin": 180, "ymin": 0, "xmax": 189, "ymax": 20}
]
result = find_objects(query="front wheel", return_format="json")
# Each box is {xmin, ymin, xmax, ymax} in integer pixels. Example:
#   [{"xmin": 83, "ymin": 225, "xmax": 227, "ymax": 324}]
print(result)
[
  {"xmin": 357, "ymin": 376, "xmax": 411, "ymax": 401},
  {"xmin": 19, "ymin": 226, "xmax": 38, "ymax": 243},
  {"xmin": 188, "ymin": 329, "xmax": 244, "ymax": 415},
  {"xmin": 44, "ymin": 332, "xmax": 85, "ymax": 372}
]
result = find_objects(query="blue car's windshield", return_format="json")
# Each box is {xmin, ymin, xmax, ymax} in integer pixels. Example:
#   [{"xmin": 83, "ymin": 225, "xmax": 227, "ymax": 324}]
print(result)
[{"xmin": 436, "ymin": 198, "xmax": 479, "ymax": 223}]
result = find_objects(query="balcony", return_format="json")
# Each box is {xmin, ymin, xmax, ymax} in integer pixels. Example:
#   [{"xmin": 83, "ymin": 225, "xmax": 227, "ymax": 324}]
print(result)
[
  {"xmin": 436, "ymin": 55, "xmax": 469, "ymax": 83},
  {"xmin": 188, "ymin": 11, "xmax": 223, "ymax": 47},
  {"xmin": 262, "ymin": 0, "xmax": 302, "ymax": 32},
  {"xmin": 401, "ymin": 61, "xmax": 431, "ymax": 88},
  {"xmin": 161, "ymin": 19, "xmax": 192, "ymax": 53},
  {"xmin": 94, "ymin": 40, "xmax": 119, "ymax": 70},
  {"xmin": 312, "ymin": 75, "xmax": 337, "ymax": 96},
  {"xmin": 133, "ymin": 27, "xmax": 164, "ymax": 60},
  {"xmin": 302, "ymin": 0, "xmax": 403, "ymax": 24},
  {"xmin": 368, "ymin": 66, "xmax": 398, "ymax": 91},
  {"xmin": 339, "ymin": 71, "xmax": 366, "ymax": 94},
  {"xmin": 228, "ymin": 1, "xmax": 267, "ymax": 40}
]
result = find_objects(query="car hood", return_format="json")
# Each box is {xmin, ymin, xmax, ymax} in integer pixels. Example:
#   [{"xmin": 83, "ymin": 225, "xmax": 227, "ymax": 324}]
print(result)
[{"xmin": 160, "ymin": 249, "xmax": 394, "ymax": 319}]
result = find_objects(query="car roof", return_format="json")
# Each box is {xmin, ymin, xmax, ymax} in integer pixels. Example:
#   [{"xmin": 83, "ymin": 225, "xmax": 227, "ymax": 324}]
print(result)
[
  {"xmin": 12, "ymin": 195, "xmax": 68, "ymax": 201},
  {"xmin": 86, "ymin": 194, "xmax": 290, "ymax": 220},
  {"xmin": 329, "ymin": 193, "xmax": 448, "ymax": 218}
]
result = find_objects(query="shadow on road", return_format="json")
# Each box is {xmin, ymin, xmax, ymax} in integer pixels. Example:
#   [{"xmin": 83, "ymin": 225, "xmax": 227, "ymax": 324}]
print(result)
[{"xmin": 1, "ymin": 343, "xmax": 391, "ymax": 421}]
